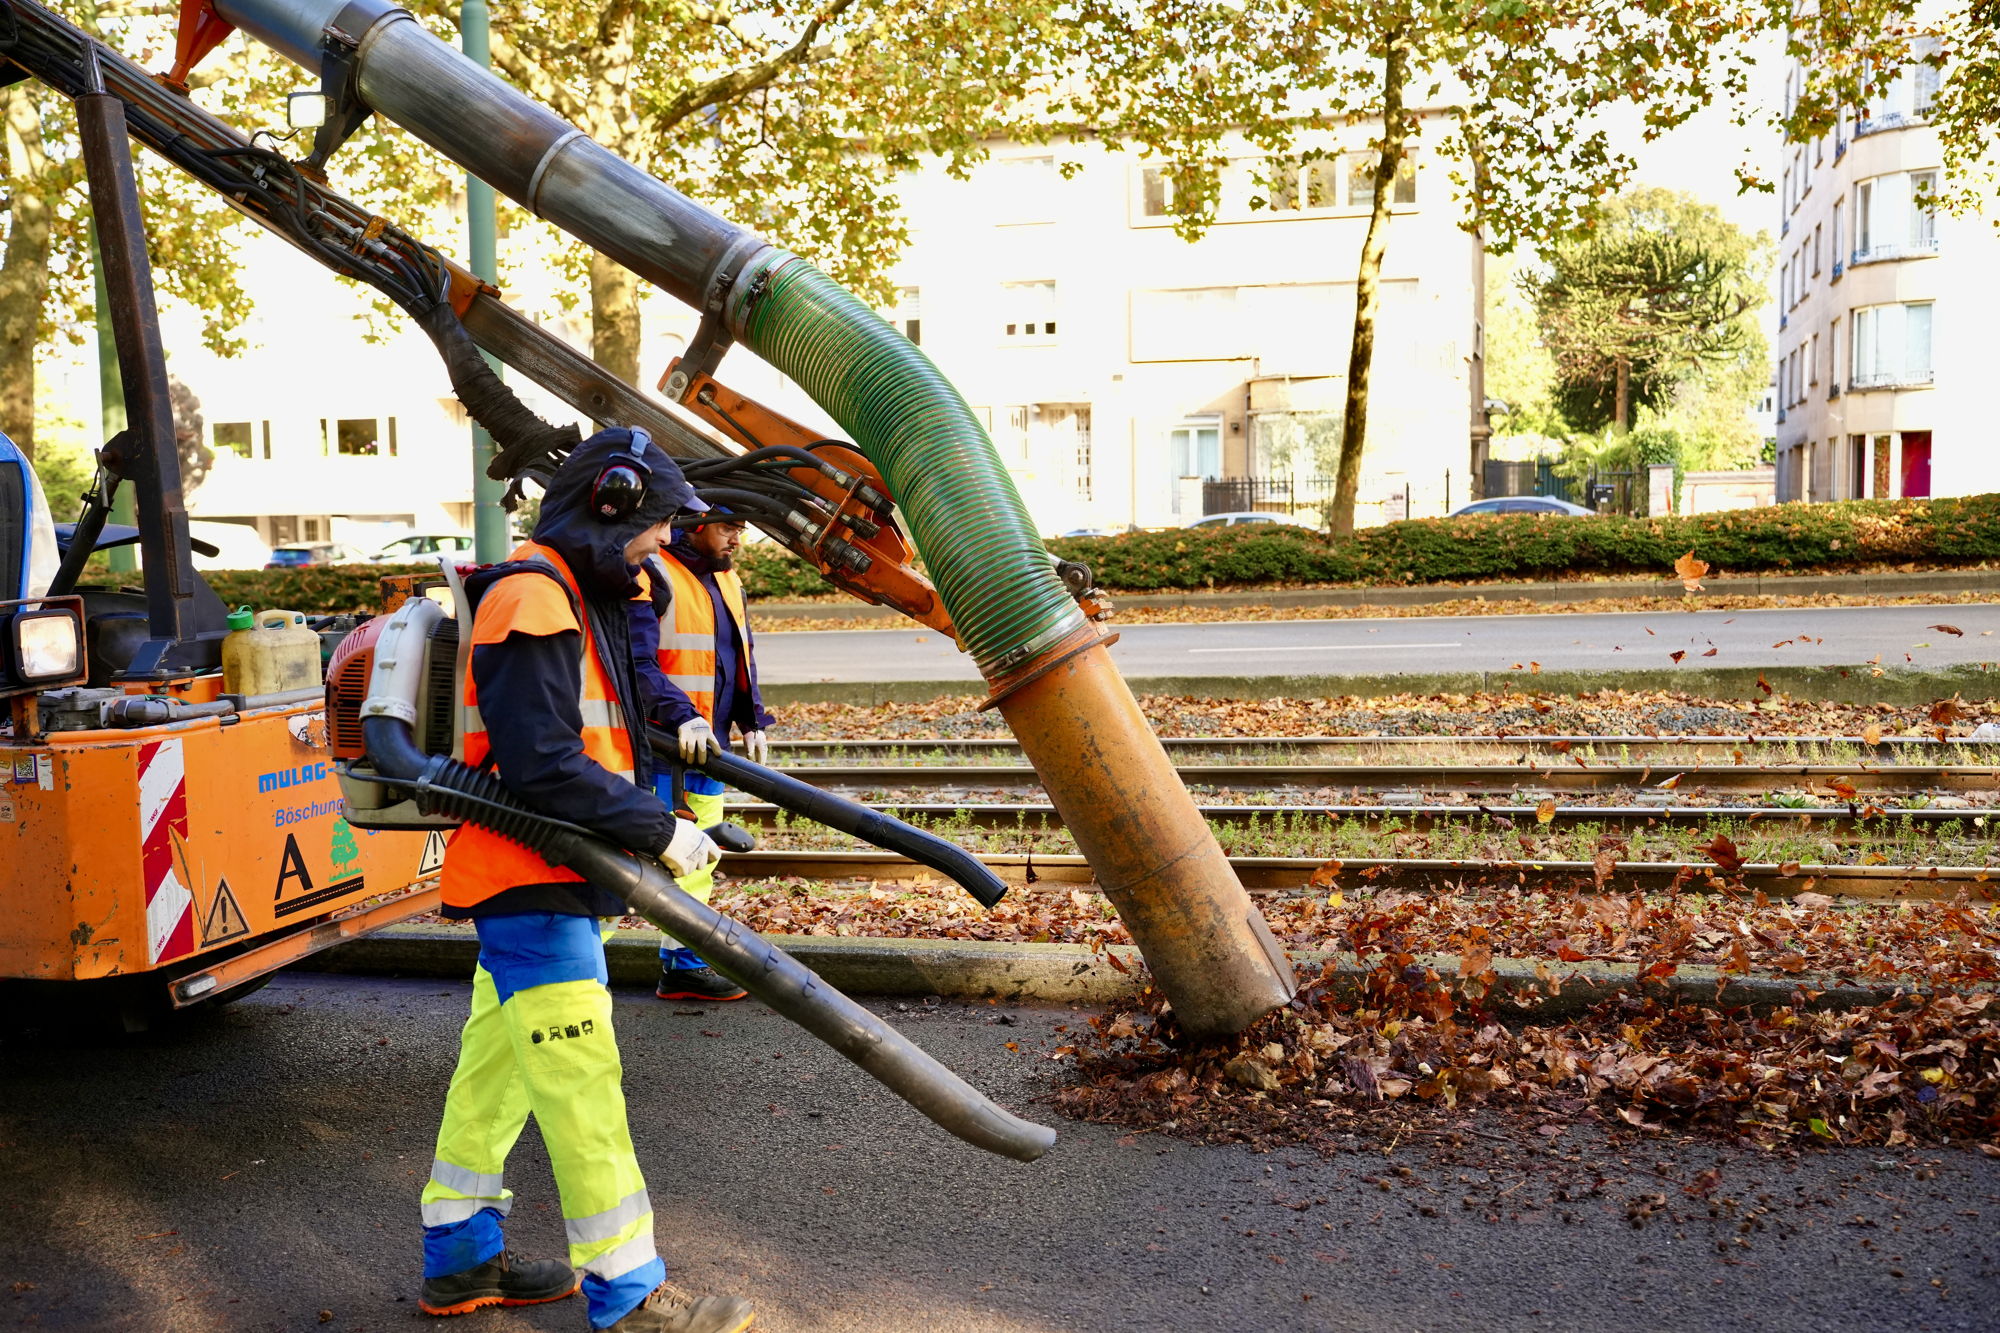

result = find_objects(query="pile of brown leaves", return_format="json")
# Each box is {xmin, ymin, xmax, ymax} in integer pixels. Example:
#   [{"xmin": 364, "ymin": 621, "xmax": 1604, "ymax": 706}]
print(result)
[
  {"xmin": 775, "ymin": 688, "xmax": 1987, "ymax": 743},
  {"xmin": 1053, "ymin": 899, "xmax": 2000, "ymax": 1153}
]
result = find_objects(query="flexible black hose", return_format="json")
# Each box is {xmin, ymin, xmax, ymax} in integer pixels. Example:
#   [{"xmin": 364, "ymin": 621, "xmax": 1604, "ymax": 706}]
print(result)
[
  {"xmin": 684, "ymin": 742, "xmax": 1008, "ymax": 909},
  {"xmin": 410, "ymin": 304, "xmax": 582, "ymax": 477},
  {"xmin": 358, "ymin": 714, "xmax": 1053, "ymax": 1162}
]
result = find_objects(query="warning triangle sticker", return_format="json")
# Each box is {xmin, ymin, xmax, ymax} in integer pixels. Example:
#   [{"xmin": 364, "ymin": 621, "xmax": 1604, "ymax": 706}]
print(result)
[
  {"xmin": 202, "ymin": 877, "xmax": 250, "ymax": 944},
  {"xmin": 419, "ymin": 829, "xmax": 448, "ymax": 876}
]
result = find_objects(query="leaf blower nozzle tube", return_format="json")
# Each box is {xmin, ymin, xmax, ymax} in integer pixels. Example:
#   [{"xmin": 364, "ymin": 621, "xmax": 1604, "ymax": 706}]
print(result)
[
  {"xmin": 354, "ymin": 611, "xmax": 1052, "ymax": 1162},
  {"xmin": 669, "ymin": 738, "xmax": 1009, "ymax": 910}
]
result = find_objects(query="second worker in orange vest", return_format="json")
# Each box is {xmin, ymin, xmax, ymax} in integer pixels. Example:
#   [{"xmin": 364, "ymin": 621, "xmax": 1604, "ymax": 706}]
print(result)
[{"xmin": 629, "ymin": 508, "xmax": 774, "ymax": 1003}]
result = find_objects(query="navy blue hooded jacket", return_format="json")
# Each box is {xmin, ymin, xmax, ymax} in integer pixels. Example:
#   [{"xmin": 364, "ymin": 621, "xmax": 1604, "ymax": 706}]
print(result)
[{"xmin": 447, "ymin": 427, "xmax": 700, "ymax": 919}]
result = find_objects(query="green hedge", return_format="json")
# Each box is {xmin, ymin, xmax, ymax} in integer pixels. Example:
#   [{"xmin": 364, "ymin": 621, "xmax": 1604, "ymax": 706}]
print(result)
[
  {"xmin": 196, "ymin": 548, "xmax": 837, "ymax": 616},
  {"xmin": 1040, "ymin": 495, "xmax": 2000, "ymax": 592},
  {"xmin": 203, "ymin": 563, "xmax": 438, "ymax": 615},
  {"xmin": 186, "ymin": 496, "xmax": 2000, "ymax": 613}
]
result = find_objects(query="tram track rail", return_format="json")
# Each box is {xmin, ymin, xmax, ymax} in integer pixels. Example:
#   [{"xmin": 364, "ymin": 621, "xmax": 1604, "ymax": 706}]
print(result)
[
  {"xmin": 715, "ymin": 849, "xmax": 1997, "ymax": 901},
  {"xmin": 779, "ymin": 762, "xmax": 1999, "ymax": 796},
  {"xmin": 728, "ymin": 800, "xmax": 1994, "ymax": 837},
  {"xmin": 772, "ymin": 734, "xmax": 2000, "ymax": 765}
]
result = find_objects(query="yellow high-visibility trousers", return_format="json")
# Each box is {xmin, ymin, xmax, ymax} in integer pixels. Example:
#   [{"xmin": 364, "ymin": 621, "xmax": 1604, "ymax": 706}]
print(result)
[{"xmin": 420, "ymin": 912, "xmax": 665, "ymax": 1327}]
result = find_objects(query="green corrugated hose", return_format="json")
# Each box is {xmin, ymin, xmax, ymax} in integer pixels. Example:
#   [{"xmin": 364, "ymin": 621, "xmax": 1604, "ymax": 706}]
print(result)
[{"xmin": 741, "ymin": 254, "xmax": 1081, "ymax": 673}]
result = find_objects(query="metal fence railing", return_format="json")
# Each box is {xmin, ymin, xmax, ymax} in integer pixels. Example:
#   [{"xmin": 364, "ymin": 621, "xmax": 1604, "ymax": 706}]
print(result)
[
  {"xmin": 1202, "ymin": 476, "xmax": 1337, "ymax": 515},
  {"xmin": 1482, "ymin": 460, "xmax": 1642, "ymax": 516}
]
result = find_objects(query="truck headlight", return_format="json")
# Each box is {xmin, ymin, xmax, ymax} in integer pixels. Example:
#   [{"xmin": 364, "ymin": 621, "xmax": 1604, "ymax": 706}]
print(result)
[{"xmin": 13, "ymin": 607, "xmax": 83, "ymax": 682}]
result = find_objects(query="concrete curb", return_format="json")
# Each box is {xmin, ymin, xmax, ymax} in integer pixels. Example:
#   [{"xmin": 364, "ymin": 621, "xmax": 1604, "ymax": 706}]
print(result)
[
  {"xmin": 302, "ymin": 924, "xmax": 1903, "ymax": 1018},
  {"xmin": 754, "ymin": 566, "xmax": 2000, "ymax": 622},
  {"xmin": 762, "ymin": 662, "xmax": 2000, "ymax": 707}
]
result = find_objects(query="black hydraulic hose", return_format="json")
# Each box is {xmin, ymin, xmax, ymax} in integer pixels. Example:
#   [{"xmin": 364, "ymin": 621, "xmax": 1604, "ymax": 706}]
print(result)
[
  {"xmin": 680, "ymin": 741, "xmax": 1008, "ymax": 910},
  {"xmin": 358, "ymin": 714, "xmax": 1052, "ymax": 1162},
  {"xmin": 411, "ymin": 304, "xmax": 583, "ymax": 477}
]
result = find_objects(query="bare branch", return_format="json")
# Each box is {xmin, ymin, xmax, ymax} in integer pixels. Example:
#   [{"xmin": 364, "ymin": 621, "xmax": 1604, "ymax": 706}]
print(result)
[{"xmin": 649, "ymin": 0, "xmax": 857, "ymax": 131}]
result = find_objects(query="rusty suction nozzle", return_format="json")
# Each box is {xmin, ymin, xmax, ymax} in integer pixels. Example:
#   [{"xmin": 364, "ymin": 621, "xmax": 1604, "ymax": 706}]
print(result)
[{"xmin": 991, "ymin": 628, "xmax": 1298, "ymax": 1038}]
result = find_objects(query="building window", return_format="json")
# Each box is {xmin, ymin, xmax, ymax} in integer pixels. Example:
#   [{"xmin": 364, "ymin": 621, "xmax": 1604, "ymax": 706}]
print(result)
[
  {"xmin": 213, "ymin": 421, "xmax": 254, "ymax": 458},
  {"xmin": 1140, "ymin": 167, "xmax": 1178, "ymax": 218},
  {"xmin": 322, "ymin": 416, "xmax": 396, "ymax": 457},
  {"xmin": 1830, "ymin": 198, "xmax": 1843, "ymax": 275},
  {"xmin": 1267, "ymin": 153, "xmax": 1414, "ymax": 215},
  {"xmin": 1168, "ymin": 418, "xmax": 1222, "ymax": 478},
  {"xmin": 999, "ymin": 281, "xmax": 1057, "ymax": 342},
  {"xmin": 301, "ymin": 516, "xmax": 326, "ymax": 542},
  {"xmin": 1853, "ymin": 171, "xmax": 1940, "ymax": 263},
  {"xmin": 1851, "ymin": 302, "xmax": 1934, "ymax": 389},
  {"xmin": 1812, "ymin": 224, "xmax": 1822, "ymax": 275},
  {"xmin": 889, "ymin": 286, "xmax": 921, "ymax": 346},
  {"xmin": 1910, "ymin": 170, "xmax": 1939, "ymax": 250},
  {"xmin": 989, "ymin": 406, "xmax": 1030, "ymax": 462},
  {"xmin": 1809, "ymin": 334, "xmax": 1819, "ymax": 385}
]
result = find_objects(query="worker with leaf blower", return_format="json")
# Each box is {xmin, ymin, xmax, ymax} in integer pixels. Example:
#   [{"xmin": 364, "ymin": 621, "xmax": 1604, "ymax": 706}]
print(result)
[
  {"xmin": 418, "ymin": 427, "xmax": 755, "ymax": 1333},
  {"xmin": 630, "ymin": 506, "xmax": 775, "ymax": 1003}
]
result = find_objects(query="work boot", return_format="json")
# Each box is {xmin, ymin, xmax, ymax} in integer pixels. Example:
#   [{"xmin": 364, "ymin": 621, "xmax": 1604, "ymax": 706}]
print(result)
[
  {"xmin": 417, "ymin": 1250, "xmax": 579, "ymax": 1316},
  {"xmin": 655, "ymin": 963, "xmax": 748, "ymax": 1002},
  {"xmin": 602, "ymin": 1282, "xmax": 755, "ymax": 1333}
]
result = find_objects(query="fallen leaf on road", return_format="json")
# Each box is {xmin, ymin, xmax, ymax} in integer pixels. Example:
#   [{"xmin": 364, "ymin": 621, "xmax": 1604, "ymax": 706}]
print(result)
[{"xmin": 1929, "ymin": 624, "xmax": 1965, "ymax": 636}]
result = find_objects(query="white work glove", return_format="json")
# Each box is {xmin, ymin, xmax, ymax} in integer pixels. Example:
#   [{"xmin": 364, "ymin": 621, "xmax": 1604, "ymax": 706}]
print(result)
[
  {"xmin": 677, "ymin": 716, "xmax": 716, "ymax": 763},
  {"xmin": 656, "ymin": 817, "xmax": 721, "ymax": 878},
  {"xmin": 741, "ymin": 729, "xmax": 769, "ymax": 765}
]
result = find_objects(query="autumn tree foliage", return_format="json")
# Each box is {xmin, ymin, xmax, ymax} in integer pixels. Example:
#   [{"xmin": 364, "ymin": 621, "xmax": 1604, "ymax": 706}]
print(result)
[
  {"xmin": 393, "ymin": 0, "xmax": 1080, "ymax": 384},
  {"xmin": 0, "ymin": 7, "xmax": 288, "ymax": 461}
]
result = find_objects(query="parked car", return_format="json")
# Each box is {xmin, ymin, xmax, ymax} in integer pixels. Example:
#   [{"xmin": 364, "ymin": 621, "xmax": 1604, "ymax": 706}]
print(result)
[
  {"xmin": 1055, "ymin": 527, "xmax": 1122, "ymax": 539},
  {"xmin": 370, "ymin": 532, "xmax": 475, "ymax": 563},
  {"xmin": 1184, "ymin": 511, "xmax": 1313, "ymax": 529},
  {"xmin": 265, "ymin": 542, "xmax": 372, "ymax": 569},
  {"xmin": 1449, "ymin": 496, "xmax": 1597, "ymax": 517}
]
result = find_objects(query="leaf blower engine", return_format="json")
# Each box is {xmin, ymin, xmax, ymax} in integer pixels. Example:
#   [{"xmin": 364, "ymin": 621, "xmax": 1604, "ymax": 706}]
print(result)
[{"xmin": 319, "ymin": 586, "xmax": 1055, "ymax": 1163}]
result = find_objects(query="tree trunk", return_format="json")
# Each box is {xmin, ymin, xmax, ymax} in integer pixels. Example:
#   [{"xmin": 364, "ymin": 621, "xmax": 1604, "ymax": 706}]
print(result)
[
  {"xmin": 1613, "ymin": 356, "xmax": 1629, "ymax": 434},
  {"xmin": 581, "ymin": 6, "xmax": 645, "ymax": 382},
  {"xmin": 1329, "ymin": 34, "xmax": 1408, "ymax": 537},
  {"xmin": 589, "ymin": 249, "xmax": 643, "ymax": 384},
  {"xmin": 0, "ymin": 87, "xmax": 57, "ymax": 459}
]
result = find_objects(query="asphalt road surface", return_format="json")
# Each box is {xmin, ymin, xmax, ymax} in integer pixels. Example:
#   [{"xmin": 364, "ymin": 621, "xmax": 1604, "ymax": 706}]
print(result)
[
  {"xmin": 3, "ymin": 973, "xmax": 1996, "ymax": 1332},
  {"xmin": 755, "ymin": 602, "xmax": 2000, "ymax": 685}
]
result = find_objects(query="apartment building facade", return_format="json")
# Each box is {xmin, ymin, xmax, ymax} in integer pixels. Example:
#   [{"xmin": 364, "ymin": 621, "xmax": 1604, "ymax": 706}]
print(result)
[
  {"xmin": 160, "ymin": 123, "xmax": 1485, "ymax": 545},
  {"xmin": 1771, "ymin": 52, "xmax": 2000, "ymax": 503},
  {"xmin": 863, "ymin": 128, "xmax": 1487, "ymax": 532}
]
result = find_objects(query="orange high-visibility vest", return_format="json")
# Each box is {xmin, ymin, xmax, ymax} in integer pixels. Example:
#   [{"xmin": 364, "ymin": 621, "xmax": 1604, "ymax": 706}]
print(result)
[
  {"xmin": 441, "ymin": 541, "xmax": 637, "ymax": 909},
  {"xmin": 654, "ymin": 553, "xmax": 749, "ymax": 728}
]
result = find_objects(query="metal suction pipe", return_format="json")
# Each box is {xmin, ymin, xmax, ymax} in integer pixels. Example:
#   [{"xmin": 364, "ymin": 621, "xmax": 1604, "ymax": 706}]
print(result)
[{"xmin": 208, "ymin": 0, "xmax": 761, "ymax": 309}]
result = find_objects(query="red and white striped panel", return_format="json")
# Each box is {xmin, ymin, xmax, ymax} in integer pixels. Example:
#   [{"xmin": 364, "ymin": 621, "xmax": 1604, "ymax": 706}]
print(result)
[{"xmin": 137, "ymin": 738, "xmax": 194, "ymax": 965}]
